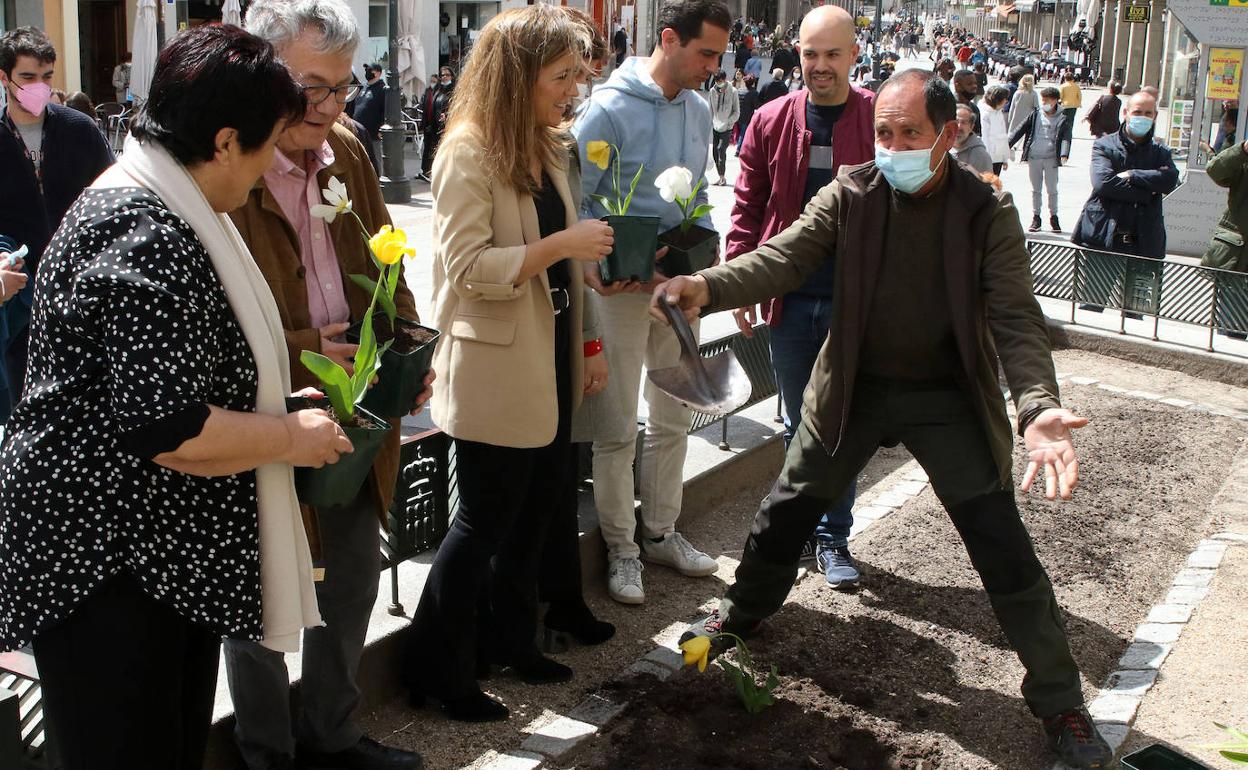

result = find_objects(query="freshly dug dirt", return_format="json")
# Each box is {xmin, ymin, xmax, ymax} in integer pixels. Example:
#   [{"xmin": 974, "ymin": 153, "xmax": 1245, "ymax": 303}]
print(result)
[
  {"xmin": 555, "ymin": 386, "xmax": 1247, "ymax": 770},
  {"xmin": 375, "ymin": 318, "xmax": 438, "ymax": 354}
]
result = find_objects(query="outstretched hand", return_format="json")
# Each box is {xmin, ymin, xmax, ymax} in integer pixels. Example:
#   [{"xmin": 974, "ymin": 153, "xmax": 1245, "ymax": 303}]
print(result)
[{"xmin": 1021, "ymin": 408, "xmax": 1089, "ymax": 500}]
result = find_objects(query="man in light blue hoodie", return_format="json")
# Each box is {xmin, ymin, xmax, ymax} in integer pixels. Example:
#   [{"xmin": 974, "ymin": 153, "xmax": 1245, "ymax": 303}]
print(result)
[{"xmin": 573, "ymin": 0, "xmax": 730, "ymax": 606}]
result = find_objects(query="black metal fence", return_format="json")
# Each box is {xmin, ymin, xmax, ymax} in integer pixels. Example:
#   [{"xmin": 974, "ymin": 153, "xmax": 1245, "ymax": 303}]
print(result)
[{"xmin": 1028, "ymin": 240, "xmax": 1248, "ymax": 351}]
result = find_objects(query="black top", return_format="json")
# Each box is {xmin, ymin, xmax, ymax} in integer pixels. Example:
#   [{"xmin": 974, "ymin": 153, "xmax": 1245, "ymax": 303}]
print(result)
[
  {"xmin": 535, "ymin": 171, "xmax": 570, "ymax": 291},
  {"xmin": 793, "ymin": 101, "xmax": 847, "ymax": 297},
  {"xmin": 0, "ymin": 187, "xmax": 264, "ymax": 650},
  {"xmin": 860, "ymin": 176, "xmax": 959, "ymax": 380}
]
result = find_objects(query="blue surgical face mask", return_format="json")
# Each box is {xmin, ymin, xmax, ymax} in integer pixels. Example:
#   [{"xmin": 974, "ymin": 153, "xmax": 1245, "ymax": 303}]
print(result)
[
  {"xmin": 1127, "ymin": 115, "xmax": 1153, "ymax": 137},
  {"xmin": 875, "ymin": 126, "xmax": 947, "ymax": 194}
]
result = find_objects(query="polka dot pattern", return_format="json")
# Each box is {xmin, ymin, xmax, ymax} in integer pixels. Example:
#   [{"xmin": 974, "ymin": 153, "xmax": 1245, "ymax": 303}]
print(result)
[{"xmin": 0, "ymin": 187, "xmax": 263, "ymax": 650}]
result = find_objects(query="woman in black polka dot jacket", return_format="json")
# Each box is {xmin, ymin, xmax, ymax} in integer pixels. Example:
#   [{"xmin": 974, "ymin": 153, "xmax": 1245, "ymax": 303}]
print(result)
[{"xmin": 0, "ymin": 27, "xmax": 353, "ymax": 770}]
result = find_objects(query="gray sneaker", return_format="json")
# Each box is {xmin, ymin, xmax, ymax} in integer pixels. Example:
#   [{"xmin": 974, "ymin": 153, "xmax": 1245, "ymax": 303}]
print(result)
[
  {"xmin": 816, "ymin": 543, "xmax": 861, "ymax": 589},
  {"xmin": 607, "ymin": 557, "xmax": 645, "ymax": 605},
  {"xmin": 641, "ymin": 532, "xmax": 718, "ymax": 576}
]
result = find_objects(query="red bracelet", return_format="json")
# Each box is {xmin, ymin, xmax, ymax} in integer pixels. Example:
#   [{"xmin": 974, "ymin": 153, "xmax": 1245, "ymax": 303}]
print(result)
[{"xmin": 584, "ymin": 338, "xmax": 604, "ymax": 357}]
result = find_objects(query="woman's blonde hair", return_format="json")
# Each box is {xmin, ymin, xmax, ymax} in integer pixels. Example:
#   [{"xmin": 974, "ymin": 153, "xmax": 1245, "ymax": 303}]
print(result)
[
  {"xmin": 442, "ymin": 4, "xmax": 588, "ymax": 193},
  {"xmin": 1020, "ymin": 74, "xmax": 1035, "ymax": 91}
]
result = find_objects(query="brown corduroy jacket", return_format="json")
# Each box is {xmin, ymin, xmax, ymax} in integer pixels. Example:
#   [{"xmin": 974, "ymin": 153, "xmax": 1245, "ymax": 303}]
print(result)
[{"xmin": 229, "ymin": 124, "xmax": 418, "ymax": 548}]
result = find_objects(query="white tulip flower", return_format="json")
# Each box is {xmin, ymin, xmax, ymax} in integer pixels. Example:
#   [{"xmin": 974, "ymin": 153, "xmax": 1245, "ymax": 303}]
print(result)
[
  {"xmin": 310, "ymin": 175, "xmax": 353, "ymax": 223},
  {"xmin": 655, "ymin": 166, "xmax": 694, "ymax": 203}
]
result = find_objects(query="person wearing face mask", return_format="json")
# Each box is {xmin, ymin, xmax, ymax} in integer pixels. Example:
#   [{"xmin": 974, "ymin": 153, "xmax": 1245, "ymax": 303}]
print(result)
[
  {"xmin": 725, "ymin": 4, "xmax": 874, "ymax": 589},
  {"xmin": 951, "ymin": 69, "xmax": 981, "ymax": 135},
  {"xmin": 1072, "ymin": 90, "xmax": 1178, "ymax": 316},
  {"xmin": 0, "ymin": 27, "xmax": 114, "ymax": 413},
  {"xmin": 1009, "ymin": 86, "xmax": 1072, "ymax": 233},
  {"xmin": 709, "ymin": 70, "xmax": 739, "ymax": 185},
  {"xmin": 349, "ymin": 63, "xmax": 386, "ymax": 173},
  {"xmin": 664, "ymin": 68, "xmax": 1113, "ymax": 770},
  {"xmin": 417, "ymin": 66, "xmax": 456, "ymax": 182}
]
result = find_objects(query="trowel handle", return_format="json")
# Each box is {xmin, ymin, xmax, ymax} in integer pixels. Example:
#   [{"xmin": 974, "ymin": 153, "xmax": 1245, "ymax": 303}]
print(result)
[{"xmin": 658, "ymin": 298, "xmax": 700, "ymax": 360}]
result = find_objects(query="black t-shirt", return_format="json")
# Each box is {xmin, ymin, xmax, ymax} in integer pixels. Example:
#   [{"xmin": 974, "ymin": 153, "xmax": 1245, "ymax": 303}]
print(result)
[
  {"xmin": 793, "ymin": 100, "xmax": 846, "ymax": 297},
  {"xmin": 534, "ymin": 172, "xmax": 571, "ymax": 363}
]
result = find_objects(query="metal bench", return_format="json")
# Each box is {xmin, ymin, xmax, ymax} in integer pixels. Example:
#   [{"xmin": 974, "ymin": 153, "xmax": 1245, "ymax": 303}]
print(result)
[{"xmin": 0, "ymin": 650, "xmax": 53, "ymax": 769}]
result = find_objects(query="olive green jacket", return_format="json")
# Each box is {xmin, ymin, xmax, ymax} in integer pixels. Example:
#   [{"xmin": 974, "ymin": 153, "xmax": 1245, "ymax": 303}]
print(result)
[
  {"xmin": 1202, "ymin": 141, "xmax": 1248, "ymax": 272},
  {"xmin": 698, "ymin": 160, "xmax": 1061, "ymax": 485}
]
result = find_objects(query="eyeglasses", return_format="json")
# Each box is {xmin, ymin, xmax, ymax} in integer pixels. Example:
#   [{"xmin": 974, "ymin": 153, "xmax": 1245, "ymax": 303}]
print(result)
[{"xmin": 297, "ymin": 82, "xmax": 362, "ymax": 105}]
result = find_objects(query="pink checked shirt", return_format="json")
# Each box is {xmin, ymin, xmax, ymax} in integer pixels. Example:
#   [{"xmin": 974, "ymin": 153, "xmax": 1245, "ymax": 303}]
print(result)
[{"xmin": 264, "ymin": 144, "xmax": 351, "ymax": 330}]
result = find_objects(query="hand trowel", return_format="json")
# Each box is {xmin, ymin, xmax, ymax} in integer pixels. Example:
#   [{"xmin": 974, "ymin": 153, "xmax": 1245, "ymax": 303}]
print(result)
[{"xmin": 647, "ymin": 300, "xmax": 752, "ymax": 417}]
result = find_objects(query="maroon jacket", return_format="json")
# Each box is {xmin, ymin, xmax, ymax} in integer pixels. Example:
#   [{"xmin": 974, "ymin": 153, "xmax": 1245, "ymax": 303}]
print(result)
[{"xmin": 725, "ymin": 85, "xmax": 875, "ymax": 325}]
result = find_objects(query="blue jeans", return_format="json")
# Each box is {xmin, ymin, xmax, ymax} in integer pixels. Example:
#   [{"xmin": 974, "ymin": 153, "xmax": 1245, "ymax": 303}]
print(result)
[{"xmin": 769, "ymin": 293, "xmax": 856, "ymax": 548}]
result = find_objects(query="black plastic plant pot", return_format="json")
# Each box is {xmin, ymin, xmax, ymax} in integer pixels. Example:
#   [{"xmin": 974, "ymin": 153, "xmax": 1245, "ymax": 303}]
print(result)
[
  {"xmin": 346, "ymin": 315, "xmax": 440, "ymax": 419},
  {"xmin": 284, "ymin": 396, "xmax": 392, "ymax": 509},
  {"xmin": 600, "ymin": 214, "xmax": 660, "ymax": 284},
  {"xmin": 1120, "ymin": 744, "xmax": 1213, "ymax": 770},
  {"xmin": 657, "ymin": 224, "xmax": 719, "ymax": 277}
]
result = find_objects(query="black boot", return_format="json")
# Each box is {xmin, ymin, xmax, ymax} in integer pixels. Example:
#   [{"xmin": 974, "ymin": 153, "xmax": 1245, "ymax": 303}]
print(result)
[
  {"xmin": 1050, "ymin": 215, "xmax": 1062, "ymax": 233},
  {"xmin": 409, "ymin": 689, "xmax": 510, "ymax": 723},
  {"xmin": 295, "ymin": 736, "xmax": 423, "ymax": 769},
  {"xmin": 543, "ymin": 600, "xmax": 615, "ymax": 650},
  {"xmin": 503, "ymin": 652, "xmax": 574, "ymax": 684},
  {"xmin": 1043, "ymin": 708, "xmax": 1113, "ymax": 769},
  {"xmin": 1028, "ymin": 215, "xmax": 1042, "ymax": 232}
]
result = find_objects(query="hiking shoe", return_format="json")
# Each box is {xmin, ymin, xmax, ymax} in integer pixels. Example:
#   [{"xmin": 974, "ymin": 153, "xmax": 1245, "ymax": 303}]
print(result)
[
  {"xmin": 816, "ymin": 543, "xmax": 861, "ymax": 589},
  {"xmin": 1029, "ymin": 215, "xmax": 1042, "ymax": 232},
  {"xmin": 1043, "ymin": 708, "xmax": 1113, "ymax": 769},
  {"xmin": 677, "ymin": 608, "xmax": 763, "ymax": 656},
  {"xmin": 607, "ymin": 557, "xmax": 644, "ymax": 605},
  {"xmin": 798, "ymin": 536, "xmax": 818, "ymax": 563},
  {"xmin": 642, "ymin": 532, "xmax": 719, "ymax": 577},
  {"xmin": 1050, "ymin": 215, "xmax": 1062, "ymax": 233}
]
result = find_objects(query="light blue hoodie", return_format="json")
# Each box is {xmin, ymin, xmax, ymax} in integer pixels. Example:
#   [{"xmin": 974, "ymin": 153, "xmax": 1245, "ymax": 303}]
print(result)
[{"xmin": 572, "ymin": 57, "xmax": 713, "ymax": 232}]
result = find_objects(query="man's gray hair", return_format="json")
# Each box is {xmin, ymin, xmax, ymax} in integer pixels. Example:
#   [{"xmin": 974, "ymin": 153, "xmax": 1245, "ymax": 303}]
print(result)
[{"xmin": 245, "ymin": 0, "xmax": 361, "ymax": 56}]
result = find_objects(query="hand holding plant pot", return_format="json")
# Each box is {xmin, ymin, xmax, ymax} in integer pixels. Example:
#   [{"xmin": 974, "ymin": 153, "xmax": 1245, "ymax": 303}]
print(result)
[
  {"xmin": 312, "ymin": 176, "xmax": 441, "ymax": 420},
  {"xmin": 655, "ymin": 166, "xmax": 718, "ymax": 277},
  {"xmin": 586, "ymin": 139, "xmax": 661, "ymax": 284}
]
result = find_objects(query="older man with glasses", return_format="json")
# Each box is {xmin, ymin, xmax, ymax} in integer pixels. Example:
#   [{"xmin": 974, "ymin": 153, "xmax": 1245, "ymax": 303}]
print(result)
[{"xmin": 223, "ymin": 0, "xmax": 429, "ymax": 768}]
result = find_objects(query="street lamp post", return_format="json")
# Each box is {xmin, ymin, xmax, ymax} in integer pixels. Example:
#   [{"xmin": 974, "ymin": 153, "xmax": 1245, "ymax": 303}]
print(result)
[{"xmin": 380, "ymin": 0, "xmax": 411, "ymax": 204}]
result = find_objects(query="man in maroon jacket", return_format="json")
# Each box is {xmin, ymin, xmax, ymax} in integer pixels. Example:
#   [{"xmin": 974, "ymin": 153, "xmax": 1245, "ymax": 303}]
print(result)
[{"xmin": 726, "ymin": 4, "xmax": 874, "ymax": 588}]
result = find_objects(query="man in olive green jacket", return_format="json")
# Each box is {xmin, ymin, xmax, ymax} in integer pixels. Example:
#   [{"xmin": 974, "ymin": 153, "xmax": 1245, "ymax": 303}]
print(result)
[
  {"xmin": 1203, "ymin": 138, "xmax": 1248, "ymax": 275},
  {"xmin": 663, "ymin": 70, "xmax": 1111, "ymax": 770}
]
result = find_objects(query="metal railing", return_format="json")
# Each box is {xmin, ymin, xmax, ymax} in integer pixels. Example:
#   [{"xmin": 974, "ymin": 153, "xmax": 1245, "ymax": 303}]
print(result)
[
  {"xmin": 1028, "ymin": 240, "xmax": 1248, "ymax": 352},
  {"xmin": 0, "ymin": 651, "xmax": 51, "ymax": 769},
  {"xmin": 383, "ymin": 428, "xmax": 456, "ymax": 615}
]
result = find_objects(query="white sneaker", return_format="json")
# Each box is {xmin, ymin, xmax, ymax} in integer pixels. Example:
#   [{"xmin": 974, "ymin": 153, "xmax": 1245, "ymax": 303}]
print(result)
[
  {"xmin": 607, "ymin": 557, "xmax": 645, "ymax": 605},
  {"xmin": 641, "ymin": 532, "xmax": 719, "ymax": 577}
]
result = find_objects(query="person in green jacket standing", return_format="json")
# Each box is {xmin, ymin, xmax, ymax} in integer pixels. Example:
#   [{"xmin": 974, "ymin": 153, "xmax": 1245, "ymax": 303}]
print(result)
[{"xmin": 1203, "ymin": 137, "xmax": 1248, "ymax": 338}]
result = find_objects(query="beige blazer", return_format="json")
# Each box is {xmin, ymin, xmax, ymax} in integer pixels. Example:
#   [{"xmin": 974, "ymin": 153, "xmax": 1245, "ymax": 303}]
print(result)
[{"xmin": 430, "ymin": 131, "xmax": 585, "ymax": 448}]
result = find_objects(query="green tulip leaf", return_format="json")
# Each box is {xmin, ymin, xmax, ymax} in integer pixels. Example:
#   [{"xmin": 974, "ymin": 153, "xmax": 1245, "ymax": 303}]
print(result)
[{"xmin": 299, "ymin": 350, "xmax": 353, "ymax": 419}]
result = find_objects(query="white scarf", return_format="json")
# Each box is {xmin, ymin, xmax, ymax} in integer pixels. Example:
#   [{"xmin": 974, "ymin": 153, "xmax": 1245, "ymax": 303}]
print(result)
[{"xmin": 119, "ymin": 136, "xmax": 322, "ymax": 652}]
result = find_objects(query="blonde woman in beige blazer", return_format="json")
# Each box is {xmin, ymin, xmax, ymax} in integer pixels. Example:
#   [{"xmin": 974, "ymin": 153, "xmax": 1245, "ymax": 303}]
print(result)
[{"xmin": 403, "ymin": 4, "xmax": 614, "ymax": 723}]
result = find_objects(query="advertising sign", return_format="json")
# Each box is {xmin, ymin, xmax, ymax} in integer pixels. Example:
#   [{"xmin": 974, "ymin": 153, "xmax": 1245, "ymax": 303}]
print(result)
[
  {"xmin": 1206, "ymin": 47, "xmax": 1244, "ymax": 98},
  {"xmin": 1122, "ymin": 3, "xmax": 1150, "ymax": 21}
]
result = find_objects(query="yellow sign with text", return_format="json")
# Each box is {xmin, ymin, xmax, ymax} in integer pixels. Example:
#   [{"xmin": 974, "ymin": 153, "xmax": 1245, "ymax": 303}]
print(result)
[
  {"xmin": 1208, "ymin": 0, "xmax": 1248, "ymax": 6},
  {"xmin": 1207, "ymin": 47, "xmax": 1244, "ymax": 100},
  {"xmin": 1123, "ymin": 3, "xmax": 1150, "ymax": 21}
]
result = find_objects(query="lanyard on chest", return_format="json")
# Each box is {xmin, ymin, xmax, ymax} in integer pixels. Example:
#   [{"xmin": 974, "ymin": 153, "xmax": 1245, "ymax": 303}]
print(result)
[{"xmin": 3, "ymin": 109, "xmax": 44, "ymax": 195}]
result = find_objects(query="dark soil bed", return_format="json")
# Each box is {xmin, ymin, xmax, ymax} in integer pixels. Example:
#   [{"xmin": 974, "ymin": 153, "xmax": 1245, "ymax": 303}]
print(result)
[{"xmin": 554, "ymin": 386, "xmax": 1246, "ymax": 770}]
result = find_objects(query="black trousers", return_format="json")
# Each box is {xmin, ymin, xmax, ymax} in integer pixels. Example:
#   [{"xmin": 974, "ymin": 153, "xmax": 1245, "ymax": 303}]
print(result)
[
  {"xmin": 712, "ymin": 129, "xmax": 732, "ymax": 177},
  {"xmin": 721, "ymin": 379, "xmax": 1083, "ymax": 718},
  {"xmin": 404, "ymin": 344, "xmax": 573, "ymax": 699},
  {"xmin": 32, "ymin": 572, "xmax": 221, "ymax": 770},
  {"xmin": 538, "ymin": 441, "xmax": 585, "ymax": 606},
  {"xmin": 421, "ymin": 128, "xmax": 443, "ymax": 176}
]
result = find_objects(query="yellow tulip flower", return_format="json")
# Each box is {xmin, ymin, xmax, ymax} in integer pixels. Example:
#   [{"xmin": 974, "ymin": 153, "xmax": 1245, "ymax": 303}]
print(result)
[
  {"xmin": 680, "ymin": 636, "xmax": 711, "ymax": 673},
  {"xmin": 586, "ymin": 140, "xmax": 612, "ymax": 171},
  {"xmin": 369, "ymin": 225, "xmax": 416, "ymax": 265}
]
